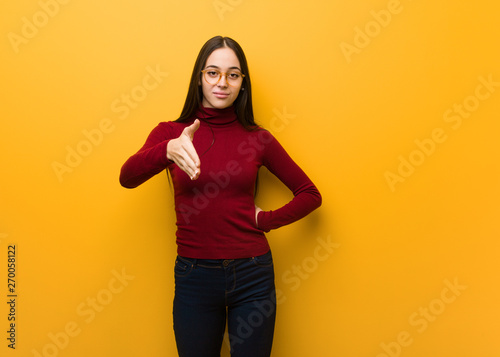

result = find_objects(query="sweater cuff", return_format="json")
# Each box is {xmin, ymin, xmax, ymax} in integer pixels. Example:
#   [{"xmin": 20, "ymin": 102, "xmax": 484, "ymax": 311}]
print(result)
[
  {"xmin": 257, "ymin": 210, "xmax": 272, "ymax": 233},
  {"xmin": 163, "ymin": 139, "xmax": 175, "ymax": 165}
]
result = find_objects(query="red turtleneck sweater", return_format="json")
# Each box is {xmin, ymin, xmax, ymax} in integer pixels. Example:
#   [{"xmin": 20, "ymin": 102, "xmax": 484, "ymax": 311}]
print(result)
[{"xmin": 120, "ymin": 106, "xmax": 321, "ymax": 259}]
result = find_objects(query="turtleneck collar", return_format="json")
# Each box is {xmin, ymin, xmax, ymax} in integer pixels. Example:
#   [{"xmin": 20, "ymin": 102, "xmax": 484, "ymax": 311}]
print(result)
[{"xmin": 195, "ymin": 105, "xmax": 238, "ymax": 126}]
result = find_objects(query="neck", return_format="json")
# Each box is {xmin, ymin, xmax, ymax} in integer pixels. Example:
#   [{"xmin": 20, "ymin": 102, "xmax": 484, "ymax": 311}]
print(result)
[{"xmin": 196, "ymin": 105, "xmax": 238, "ymax": 126}]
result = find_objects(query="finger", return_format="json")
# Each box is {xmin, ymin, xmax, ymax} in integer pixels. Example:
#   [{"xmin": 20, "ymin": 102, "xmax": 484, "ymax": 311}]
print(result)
[
  {"xmin": 176, "ymin": 156, "xmax": 198, "ymax": 180},
  {"xmin": 179, "ymin": 141, "xmax": 200, "ymax": 170},
  {"xmin": 183, "ymin": 119, "xmax": 200, "ymax": 141},
  {"xmin": 178, "ymin": 147, "xmax": 201, "ymax": 179}
]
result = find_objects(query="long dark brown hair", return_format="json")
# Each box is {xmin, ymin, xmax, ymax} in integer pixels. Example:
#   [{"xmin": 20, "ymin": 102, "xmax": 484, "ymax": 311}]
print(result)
[{"xmin": 175, "ymin": 36, "xmax": 258, "ymax": 130}]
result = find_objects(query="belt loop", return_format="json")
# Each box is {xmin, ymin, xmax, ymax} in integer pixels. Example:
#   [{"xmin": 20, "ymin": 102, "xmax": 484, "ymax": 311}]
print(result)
[{"xmin": 193, "ymin": 258, "xmax": 198, "ymax": 268}]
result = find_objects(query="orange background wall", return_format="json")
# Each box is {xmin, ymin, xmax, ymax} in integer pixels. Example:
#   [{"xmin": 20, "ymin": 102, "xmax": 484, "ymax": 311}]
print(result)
[{"xmin": 1, "ymin": 0, "xmax": 499, "ymax": 356}]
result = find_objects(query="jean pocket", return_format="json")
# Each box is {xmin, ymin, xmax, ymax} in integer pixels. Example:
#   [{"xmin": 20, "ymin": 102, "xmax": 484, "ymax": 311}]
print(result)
[
  {"xmin": 174, "ymin": 256, "xmax": 194, "ymax": 277},
  {"xmin": 252, "ymin": 250, "xmax": 273, "ymax": 268}
]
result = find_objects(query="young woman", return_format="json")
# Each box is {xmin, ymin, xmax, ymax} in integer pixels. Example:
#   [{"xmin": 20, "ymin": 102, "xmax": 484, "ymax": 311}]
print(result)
[{"xmin": 120, "ymin": 36, "xmax": 322, "ymax": 357}]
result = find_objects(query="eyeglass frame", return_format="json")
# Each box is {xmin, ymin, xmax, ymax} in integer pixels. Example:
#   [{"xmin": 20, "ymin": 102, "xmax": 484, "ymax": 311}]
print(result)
[{"xmin": 201, "ymin": 69, "xmax": 246, "ymax": 87}]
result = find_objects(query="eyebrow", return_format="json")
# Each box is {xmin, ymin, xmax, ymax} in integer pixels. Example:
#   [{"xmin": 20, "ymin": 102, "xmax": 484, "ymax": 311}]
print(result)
[{"xmin": 205, "ymin": 65, "xmax": 242, "ymax": 72}]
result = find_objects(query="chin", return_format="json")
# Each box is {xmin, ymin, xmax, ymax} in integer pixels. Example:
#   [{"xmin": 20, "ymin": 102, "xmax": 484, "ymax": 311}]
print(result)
[
  {"xmin": 205, "ymin": 98, "xmax": 235, "ymax": 109},
  {"xmin": 215, "ymin": 103, "xmax": 232, "ymax": 109}
]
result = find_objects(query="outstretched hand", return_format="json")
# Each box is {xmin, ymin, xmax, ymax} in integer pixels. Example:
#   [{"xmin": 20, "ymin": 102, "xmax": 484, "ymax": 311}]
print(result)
[{"xmin": 167, "ymin": 119, "xmax": 201, "ymax": 180}]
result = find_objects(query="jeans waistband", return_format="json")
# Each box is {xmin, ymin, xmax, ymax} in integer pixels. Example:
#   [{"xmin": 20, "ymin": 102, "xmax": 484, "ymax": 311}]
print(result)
[
  {"xmin": 177, "ymin": 250, "xmax": 270, "ymax": 268},
  {"xmin": 178, "ymin": 256, "xmax": 241, "ymax": 268}
]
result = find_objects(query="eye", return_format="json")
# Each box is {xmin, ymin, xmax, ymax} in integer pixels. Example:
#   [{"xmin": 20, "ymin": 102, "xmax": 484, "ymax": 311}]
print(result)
[
  {"xmin": 206, "ymin": 70, "xmax": 220, "ymax": 77},
  {"xmin": 228, "ymin": 72, "xmax": 241, "ymax": 79}
]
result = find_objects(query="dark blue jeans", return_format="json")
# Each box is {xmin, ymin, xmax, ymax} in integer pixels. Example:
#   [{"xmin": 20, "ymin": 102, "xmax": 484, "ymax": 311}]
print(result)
[{"xmin": 173, "ymin": 250, "xmax": 276, "ymax": 357}]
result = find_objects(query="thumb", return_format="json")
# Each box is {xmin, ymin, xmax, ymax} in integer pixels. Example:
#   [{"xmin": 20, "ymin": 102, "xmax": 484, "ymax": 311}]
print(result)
[{"xmin": 184, "ymin": 119, "xmax": 200, "ymax": 140}]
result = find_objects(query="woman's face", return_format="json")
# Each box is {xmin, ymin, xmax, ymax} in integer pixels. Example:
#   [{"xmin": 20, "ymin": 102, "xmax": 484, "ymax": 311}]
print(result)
[{"xmin": 201, "ymin": 47, "xmax": 243, "ymax": 109}]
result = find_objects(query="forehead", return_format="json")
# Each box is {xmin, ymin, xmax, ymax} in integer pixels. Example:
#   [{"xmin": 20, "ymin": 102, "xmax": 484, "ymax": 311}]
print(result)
[{"xmin": 205, "ymin": 47, "xmax": 241, "ymax": 69}]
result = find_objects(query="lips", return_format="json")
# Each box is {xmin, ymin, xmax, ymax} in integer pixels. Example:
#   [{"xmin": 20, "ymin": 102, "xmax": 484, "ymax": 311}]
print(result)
[{"xmin": 213, "ymin": 92, "xmax": 229, "ymax": 99}]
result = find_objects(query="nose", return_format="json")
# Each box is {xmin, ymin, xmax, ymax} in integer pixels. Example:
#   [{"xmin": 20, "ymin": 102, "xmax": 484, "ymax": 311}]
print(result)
[{"xmin": 217, "ymin": 74, "xmax": 228, "ymax": 87}]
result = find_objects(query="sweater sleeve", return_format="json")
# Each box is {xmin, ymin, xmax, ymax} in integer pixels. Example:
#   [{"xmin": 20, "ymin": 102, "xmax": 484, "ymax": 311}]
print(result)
[
  {"xmin": 257, "ymin": 134, "xmax": 322, "ymax": 232},
  {"xmin": 119, "ymin": 122, "xmax": 175, "ymax": 189}
]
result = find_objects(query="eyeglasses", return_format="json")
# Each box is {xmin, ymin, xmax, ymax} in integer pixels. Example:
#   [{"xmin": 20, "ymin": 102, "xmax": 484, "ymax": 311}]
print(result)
[{"xmin": 201, "ymin": 69, "xmax": 245, "ymax": 87}]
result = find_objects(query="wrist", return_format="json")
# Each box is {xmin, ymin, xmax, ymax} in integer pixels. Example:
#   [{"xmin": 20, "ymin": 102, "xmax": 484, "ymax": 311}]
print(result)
[{"xmin": 166, "ymin": 139, "xmax": 175, "ymax": 162}]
